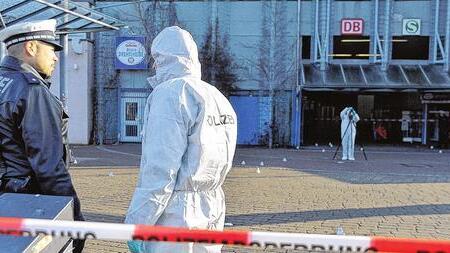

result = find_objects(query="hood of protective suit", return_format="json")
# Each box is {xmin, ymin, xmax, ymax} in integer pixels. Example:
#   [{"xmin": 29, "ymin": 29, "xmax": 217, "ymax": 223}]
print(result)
[{"xmin": 147, "ymin": 26, "xmax": 202, "ymax": 88}]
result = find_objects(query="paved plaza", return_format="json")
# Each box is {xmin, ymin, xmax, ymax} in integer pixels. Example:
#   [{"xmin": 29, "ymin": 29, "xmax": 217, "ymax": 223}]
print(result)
[{"xmin": 70, "ymin": 144, "xmax": 450, "ymax": 252}]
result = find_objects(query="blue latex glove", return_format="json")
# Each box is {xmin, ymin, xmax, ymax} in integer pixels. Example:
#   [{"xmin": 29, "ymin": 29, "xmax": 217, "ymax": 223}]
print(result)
[{"xmin": 127, "ymin": 240, "xmax": 143, "ymax": 253}]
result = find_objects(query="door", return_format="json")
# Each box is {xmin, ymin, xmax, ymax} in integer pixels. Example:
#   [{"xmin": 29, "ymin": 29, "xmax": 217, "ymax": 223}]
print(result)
[
  {"xmin": 120, "ymin": 94, "xmax": 147, "ymax": 142},
  {"xmin": 230, "ymin": 96, "xmax": 271, "ymax": 145}
]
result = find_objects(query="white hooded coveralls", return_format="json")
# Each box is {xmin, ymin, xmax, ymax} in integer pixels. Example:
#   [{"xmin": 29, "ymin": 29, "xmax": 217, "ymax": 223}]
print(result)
[
  {"xmin": 125, "ymin": 26, "xmax": 237, "ymax": 253},
  {"xmin": 340, "ymin": 107, "xmax": 360, "ymax": 160}
]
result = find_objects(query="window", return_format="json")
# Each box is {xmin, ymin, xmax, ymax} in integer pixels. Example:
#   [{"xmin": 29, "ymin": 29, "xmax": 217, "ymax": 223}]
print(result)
[
  {"xmin": 333, "ymin": 36, "xmax": 370, "ymax": 59},
  {"xmin": 392, "ymin": 36, "xmax": 429, "ymax": 60},
  {"xmin": 125, "ymin": 102, "xmax": 138, "ymax": 121},
  {"xmin": 302, "ymin": 36, "xmax": 311, "ymax": 59},
  {"xmin": 126, "ymin": 125, "xmax": 138, "ymax": 137}
]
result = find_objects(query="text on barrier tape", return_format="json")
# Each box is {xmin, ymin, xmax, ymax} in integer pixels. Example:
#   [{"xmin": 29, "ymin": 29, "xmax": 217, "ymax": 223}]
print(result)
[{"xmin": 0, "ymin": 217, "xmax": 449, "ymax": 252}]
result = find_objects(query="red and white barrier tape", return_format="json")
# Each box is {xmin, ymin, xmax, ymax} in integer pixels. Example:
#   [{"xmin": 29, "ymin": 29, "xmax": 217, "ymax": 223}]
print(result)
[{"xmin": 0, "ymin": 217, "xmax": 449, "ymax": 252}]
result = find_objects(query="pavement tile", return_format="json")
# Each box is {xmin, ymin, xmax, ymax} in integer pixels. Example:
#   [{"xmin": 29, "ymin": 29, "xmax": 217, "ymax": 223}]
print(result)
[{"xmin": 67, "ymin": 146, "xmax": 450, "ymax": 252}]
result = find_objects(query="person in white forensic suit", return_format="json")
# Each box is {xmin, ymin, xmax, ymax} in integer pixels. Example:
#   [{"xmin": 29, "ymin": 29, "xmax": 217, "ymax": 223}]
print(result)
[
  {"xmin": 125, "ymin": 26, "xmax": 237, "ymax": 253},
  {"xmin": 340, "ymin": 107, "xmax": 360, "ymax": 161}
]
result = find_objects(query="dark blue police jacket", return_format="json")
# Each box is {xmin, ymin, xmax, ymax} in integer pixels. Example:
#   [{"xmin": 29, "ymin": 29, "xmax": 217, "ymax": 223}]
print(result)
[{"xmin": 0, "ymin": 56, "xmax": 83, "ymax": 222}]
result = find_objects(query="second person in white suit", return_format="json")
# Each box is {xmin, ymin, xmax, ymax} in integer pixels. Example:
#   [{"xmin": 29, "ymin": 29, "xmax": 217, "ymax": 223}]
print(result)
[{"xmin": 340, "ymin": 107, "xmax": 360, "ymax": 161}]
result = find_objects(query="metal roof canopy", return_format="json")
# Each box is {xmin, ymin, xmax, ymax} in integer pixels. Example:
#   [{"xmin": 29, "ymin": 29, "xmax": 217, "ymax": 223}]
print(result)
[
  {"xmin": 0, "ymin": 0, "xmax": 126, "ymax": 111},
  {"xmin": 0, "ymin": 0, "xmax": 125, "ymax": 34},
  {"xmin": 301, "ymin": 64, "xmax": 450, "ymax": 91}
]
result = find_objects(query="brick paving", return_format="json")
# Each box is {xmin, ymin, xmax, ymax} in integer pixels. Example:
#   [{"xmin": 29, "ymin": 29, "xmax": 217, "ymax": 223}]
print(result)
[{"xmin": 69, "ymin": 145, "xmax": 450, "ymax": 252}]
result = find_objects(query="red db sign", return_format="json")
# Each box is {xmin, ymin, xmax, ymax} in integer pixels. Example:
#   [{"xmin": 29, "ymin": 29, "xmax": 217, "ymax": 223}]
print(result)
[{"xmin": 341, "ymin": 19, "xmax": 364, "ymax": 35}]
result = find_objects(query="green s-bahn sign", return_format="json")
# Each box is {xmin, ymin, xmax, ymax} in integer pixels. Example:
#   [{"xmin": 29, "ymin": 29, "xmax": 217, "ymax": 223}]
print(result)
[{"xmin": 402, "ymin": 19, "xmax": 421, "ymax": 35}]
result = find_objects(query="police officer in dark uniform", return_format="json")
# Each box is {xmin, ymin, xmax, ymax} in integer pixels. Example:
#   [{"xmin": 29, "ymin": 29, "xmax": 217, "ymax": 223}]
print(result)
[{"xmin": 0, "ymin": 19, "xmax": 84, "ymax": 252}]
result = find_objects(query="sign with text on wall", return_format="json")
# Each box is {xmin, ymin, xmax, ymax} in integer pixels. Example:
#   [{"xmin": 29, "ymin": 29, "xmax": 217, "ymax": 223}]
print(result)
[
  {"xmin": 341, "ymin": 19, "xmax": 364, "ymax": 35},
  {"xmin": 115, "ymin": 37, "xmax": 147, "ymax": 70},
  {"xmin": 403, "ymin": 19, "xmax": 421, "ymax": 35}
]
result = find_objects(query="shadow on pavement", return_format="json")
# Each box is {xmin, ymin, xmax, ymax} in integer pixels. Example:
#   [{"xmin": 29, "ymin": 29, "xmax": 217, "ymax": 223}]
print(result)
[
  {"xmin": 84, "ymin": 212, "xmax": 124, "ymax": 223},
  {"xmin": 226, "ymin": 204, "xmax": 450, "ymax": 226}
]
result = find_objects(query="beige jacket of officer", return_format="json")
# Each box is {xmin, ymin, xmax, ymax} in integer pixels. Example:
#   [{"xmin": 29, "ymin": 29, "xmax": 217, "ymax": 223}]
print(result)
[{"xmin": 125, "ymin": 26, "xmax": 237, "ymax": 252}]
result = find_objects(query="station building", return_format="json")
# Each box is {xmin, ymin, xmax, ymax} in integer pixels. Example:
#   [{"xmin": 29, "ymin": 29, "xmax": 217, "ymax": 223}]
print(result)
[
  {"xmin": 4, "ymin": 0, "xmax": 450, "ymax": 147},
  {"xmin": 96, "ymin": 0, "xmax": 450, "ymax": 147}
]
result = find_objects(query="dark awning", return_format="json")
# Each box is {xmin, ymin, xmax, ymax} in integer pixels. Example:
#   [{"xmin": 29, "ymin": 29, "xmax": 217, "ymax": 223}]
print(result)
[
  {"xmin": 301, "ymin": 64, "xmax": 450, "ymax": 92},
  {"xmin": 0, "ymin": 0, "xmax": 125, "ymax": 34}
]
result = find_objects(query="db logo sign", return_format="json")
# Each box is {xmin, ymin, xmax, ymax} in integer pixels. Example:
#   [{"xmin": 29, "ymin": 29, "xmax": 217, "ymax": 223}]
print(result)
[
  {"xmin": 341, "ymin": 19, "xmax": 364, "ymax": 35},
  {"xmin": 403, "ymin": 19, "xmax": 421, "ymax": 35}
]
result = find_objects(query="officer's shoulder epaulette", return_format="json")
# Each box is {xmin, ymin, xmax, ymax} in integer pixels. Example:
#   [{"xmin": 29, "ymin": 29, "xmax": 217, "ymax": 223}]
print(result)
[{"xmin": 21, "ymin": 72, "xmax": 40, "ymax": 85}]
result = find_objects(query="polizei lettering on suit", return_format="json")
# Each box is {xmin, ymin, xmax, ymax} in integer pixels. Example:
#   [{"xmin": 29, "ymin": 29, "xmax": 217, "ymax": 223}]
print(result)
[{"xmin": 207, "ymin": 114, "xmax": 235, "ymax": 126}]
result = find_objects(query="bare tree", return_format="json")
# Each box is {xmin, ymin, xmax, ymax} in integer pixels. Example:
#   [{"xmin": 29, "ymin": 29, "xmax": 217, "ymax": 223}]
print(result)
[
  {"xmin": 133, "ymin": 0, "xmax": 180, "ymax": 71},
  {"xmin": 167, "ymin": 0, "xmax": 179, "ymax": 27},
  {"xmin": 228, "ymin": 0, "xmax": 295, "ymax": 147},
  {"xmin": 199, "ymin": 17, "xmax": 237, "ymax": 97},
  {"xmin": 258, "ymin": 0, "xmax": 296, "ymax": 147}
]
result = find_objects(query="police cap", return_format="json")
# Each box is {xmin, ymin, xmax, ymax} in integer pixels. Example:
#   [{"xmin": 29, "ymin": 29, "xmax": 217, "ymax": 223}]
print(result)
[{"xmin": 0, "ymin": 19, "xmax": 63, "ymax": 51}]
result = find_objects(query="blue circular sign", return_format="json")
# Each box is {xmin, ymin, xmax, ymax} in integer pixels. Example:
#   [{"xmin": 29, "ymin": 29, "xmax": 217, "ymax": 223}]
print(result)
[{"xmin": 116, "ymin": 39, "xmax": 146, "ymax": 66}]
